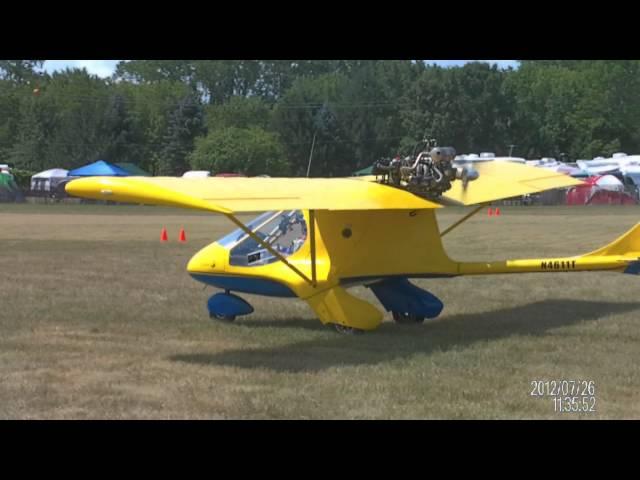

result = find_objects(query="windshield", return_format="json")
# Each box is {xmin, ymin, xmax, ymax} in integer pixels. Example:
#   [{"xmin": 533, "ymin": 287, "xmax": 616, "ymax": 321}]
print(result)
[
  {"xmin": 217, "ymin": 210, "xmax": 307, "ymax": 267},
  {"xmin": 216, "ymin": 211, "xmax": 275, "ymax": 248}
]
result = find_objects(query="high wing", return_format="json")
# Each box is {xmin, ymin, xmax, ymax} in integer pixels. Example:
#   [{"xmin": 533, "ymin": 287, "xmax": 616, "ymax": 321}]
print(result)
[
  {"xmin": 440, "ymin": 161, "xmax": 583, "ymax": 206},
  {"xmin": 65, "ymin": 176, "xmax": 442, "ymax": 213},
  {"xmin": 66, "ymin": 161, "xmax": 582, "ymax": 213}
]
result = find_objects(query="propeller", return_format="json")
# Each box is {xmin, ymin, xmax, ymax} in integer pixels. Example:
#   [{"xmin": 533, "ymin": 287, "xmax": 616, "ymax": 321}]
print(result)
[{"xmin": 456, "ymin": 164, "xmax": 479, "ymax": 200}]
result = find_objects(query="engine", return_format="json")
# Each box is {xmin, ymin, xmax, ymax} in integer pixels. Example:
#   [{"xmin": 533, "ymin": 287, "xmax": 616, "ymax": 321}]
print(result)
[{"xmin": 373, "ymin": 143, "xmax": 477, "ymax": 199}]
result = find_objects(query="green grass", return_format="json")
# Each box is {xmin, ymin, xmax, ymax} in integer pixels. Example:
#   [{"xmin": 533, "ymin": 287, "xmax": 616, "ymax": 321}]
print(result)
[{"xmin": 1, "ymin": 204, "xmax": 639, "ymax": 419}]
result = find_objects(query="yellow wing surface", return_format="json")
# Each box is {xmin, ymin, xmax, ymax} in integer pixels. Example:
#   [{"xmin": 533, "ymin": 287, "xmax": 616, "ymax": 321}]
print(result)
[
  {"xmin": 441, "ymin": 161, "xmax": 583, "ymax": 206},
  {"xmin": 66, "ymin": 162, "xmax": 582, "ymax": 212},
  {"xmin": 65, "ymin": 176, "xmax": 441, "ymax": 213}
]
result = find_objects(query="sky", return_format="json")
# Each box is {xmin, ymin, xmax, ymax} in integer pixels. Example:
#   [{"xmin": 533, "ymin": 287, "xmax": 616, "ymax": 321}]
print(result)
[
  {"xmin": 43, "ymin": 60, "xmax": 121, "ymax": 78},
  {"xmin": 426, "ymin": 60, "xmax": 519, "ymax": 69},
  {"xmin": 41, "ymin": 60, "xmax": 519, "ymax": 78}
]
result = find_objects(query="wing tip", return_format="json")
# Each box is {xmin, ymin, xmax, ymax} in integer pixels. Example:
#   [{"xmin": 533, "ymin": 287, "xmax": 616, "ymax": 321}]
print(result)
[{"xmin": 65, "ymin": 176, "xmax": 233, "ymax": 215}]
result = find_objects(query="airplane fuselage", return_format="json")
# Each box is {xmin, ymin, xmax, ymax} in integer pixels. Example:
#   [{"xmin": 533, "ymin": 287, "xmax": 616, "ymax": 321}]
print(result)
[
  {"xmin": 187, "ymin": 208, "xmax": 458, "ymax": 298},
  {"xmin": 187, "ymin": 208, "xmax": 640, "ymax": 331}
]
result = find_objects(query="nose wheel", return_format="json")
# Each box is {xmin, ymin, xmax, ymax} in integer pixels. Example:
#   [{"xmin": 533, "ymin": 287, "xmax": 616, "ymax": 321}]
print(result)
[
  {"xmin": 392, "ymin": 312, "xmax": 425, "ymax": 324},
  {"xmin": 207, "ymin": 291, "xmax": 252, "ymax": 323}
]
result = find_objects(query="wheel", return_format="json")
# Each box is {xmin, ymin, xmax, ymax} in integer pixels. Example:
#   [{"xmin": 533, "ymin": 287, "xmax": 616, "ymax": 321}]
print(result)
[
  {"xmin": 332, "ymin": 323, "xmax": 364, "ymax": 335},
  {"xmin": 210, "ymin": 313, "xmax": 236, "ymax": 323},
  {"xmin": 392, "ymin": 311, "xmax": 425, "ymax": 324}
]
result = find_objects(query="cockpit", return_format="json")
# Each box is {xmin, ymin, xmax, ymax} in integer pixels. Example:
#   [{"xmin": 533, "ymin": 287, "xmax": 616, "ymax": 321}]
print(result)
[{"xmin": 216, "ymin": 210, "xmax": 307, "ymax": 267}]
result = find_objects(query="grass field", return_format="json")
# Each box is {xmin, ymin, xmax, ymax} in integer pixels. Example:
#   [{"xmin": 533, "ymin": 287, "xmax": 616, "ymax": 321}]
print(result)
[{"xmin": 1, "ymin": 203, "xmax": 639, "ymax": 419}]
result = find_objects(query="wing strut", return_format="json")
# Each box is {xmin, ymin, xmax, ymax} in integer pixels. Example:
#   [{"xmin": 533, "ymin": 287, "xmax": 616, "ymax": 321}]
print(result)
[
  {"xmin": 309, "ymin": 209, "xmax": 317, "ymax": 287},
  {"xmin": 224, "ymin": 213, "xmax": 314, "ymax": 287},
  {"xmin": 439, "ymin": 204, "xmax": 485, "ymax": 237}
]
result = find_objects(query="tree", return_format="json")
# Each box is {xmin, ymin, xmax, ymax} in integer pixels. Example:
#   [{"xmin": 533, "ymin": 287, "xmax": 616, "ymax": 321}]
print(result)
[
  {"xmin": 504, "ymin": 60, "xmax": 640, "ymax": 159},
  {"xmin": 336, "ymin": 61, "xmax": 419, "ymax": 170},
  {"xmin": 36, "ymin": 68, "xmax": 114, "ymax": 169},
  {"xmin": 401, "ymin": 62, "xmax": 514, "ymax": 156},
  {"xmin": 114, "ymin": 60, "xmax": 195, "ymax": 84},
  {"xmin": 117, "ymin": 60, "xmax": 262, "ymax": 104},
  {"xmin": 101, "ymin": 92, "xmax": 136, "ymax": 164},
  {"xmin": 115, "ymin": 79, "xmax": 195, "ymax": 174},
  {"xmin": 9, "ymin": 94, "xmax": 53, "ymax": 171},
  {"xmin": 271, "ymin": 74, "xmax": 351, "ymax": 176},
  {"xmin": 6, "ymin": 58, "xmax": 640, "ymax": 180},
  {"xmin": 204, "ymin": 96, "xmax": 272, "ymax": 131},
  {"xmin": 189, "ymin": 126, "xmax": 289, "ymax": 176},
  {"xmin": 0, "ymin": 80, "xmax": 25, "ymax": 162},
  {"xmin": 0, "ymin": 60, "xmax": 44, "ymax": 84},
  {"xmin": 156, "ymin": 94, "xmax": 204, "ymax": 175}
]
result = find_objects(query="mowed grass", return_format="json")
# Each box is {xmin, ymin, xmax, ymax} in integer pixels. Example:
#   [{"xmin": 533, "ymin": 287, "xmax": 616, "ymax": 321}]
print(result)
[{"xmin": 1, "ymin": 203, "xmax": 639, "ymax": 419}]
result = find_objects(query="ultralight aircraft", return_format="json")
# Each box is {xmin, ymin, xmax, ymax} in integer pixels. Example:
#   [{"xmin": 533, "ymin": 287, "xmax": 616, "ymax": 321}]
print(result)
[{"xmin": 66, "ymin": 144, "xmax": 640, "ymax": 334}]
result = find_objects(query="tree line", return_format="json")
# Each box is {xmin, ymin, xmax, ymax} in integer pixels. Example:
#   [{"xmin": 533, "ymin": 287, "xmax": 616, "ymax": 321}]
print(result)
[{"xmin": 2, "ymin": 60, "xmax": 640, "ymax": 179}]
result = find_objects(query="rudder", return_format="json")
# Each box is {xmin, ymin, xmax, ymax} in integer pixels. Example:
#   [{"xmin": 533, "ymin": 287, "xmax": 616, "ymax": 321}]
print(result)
[{"xmin": 583, "ymin": 222, "xmax": 640, "ymax": 258}]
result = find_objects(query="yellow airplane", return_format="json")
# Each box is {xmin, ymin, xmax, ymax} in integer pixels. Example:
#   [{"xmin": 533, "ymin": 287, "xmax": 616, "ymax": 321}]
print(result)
[{"xmin": 66, "ymin": 155, "xmax": 640, "ymax": 334}]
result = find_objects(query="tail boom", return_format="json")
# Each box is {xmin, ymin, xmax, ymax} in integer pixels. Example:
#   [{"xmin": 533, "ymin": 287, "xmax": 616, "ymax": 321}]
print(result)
[
  {"xmin": 458, "ymin": 256, "xmax": 633, "ymax": 276},
  {"xmin": 457, "ymin": 222, "xmax": 640, "ymax": 276}
]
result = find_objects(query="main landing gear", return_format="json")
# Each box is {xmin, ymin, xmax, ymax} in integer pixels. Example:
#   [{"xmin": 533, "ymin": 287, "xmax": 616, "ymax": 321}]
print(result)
[
  {"xmin": 369, "ymin": 278, "xmax": 444, "ymax": 328},
  {"xmin": 391, "ymin": 312, "xmax": 426, "ymax": 324}
]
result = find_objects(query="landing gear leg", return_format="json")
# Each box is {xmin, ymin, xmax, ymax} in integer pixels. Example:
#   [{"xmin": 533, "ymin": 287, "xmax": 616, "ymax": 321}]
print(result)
[{"xmin": 305, "ymin": 285, "xmax": 383, "ymax": 333}]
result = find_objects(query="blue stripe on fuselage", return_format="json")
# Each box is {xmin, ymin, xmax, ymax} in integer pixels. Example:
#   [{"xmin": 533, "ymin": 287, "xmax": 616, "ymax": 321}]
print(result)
[{"xmin": 189, "ymin": 273, "xmax": 297, "ymax": 297}]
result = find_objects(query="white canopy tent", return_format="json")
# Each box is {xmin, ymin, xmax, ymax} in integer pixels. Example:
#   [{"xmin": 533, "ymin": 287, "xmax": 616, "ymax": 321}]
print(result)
[
  {"xmin": 595, "ymin": 174, "xmax": 625, "ymax": 192},
  {"xmin": 31, "ymin": 168, "xmax": 69, "ymax": 192},
  {"xmin": 182, "ymin": 170, "xmax": 211, "ymax": 178}
]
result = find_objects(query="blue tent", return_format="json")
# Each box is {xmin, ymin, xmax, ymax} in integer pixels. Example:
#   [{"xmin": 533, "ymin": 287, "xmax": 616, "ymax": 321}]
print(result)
[{"xmin": 68, "ymin": 160, "xmax": 130, "ymax": 177}]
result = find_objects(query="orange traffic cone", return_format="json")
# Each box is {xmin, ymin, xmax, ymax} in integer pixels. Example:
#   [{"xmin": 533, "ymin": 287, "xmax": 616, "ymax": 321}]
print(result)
[
  {"xmin": 160, "ymin": 227, "xmax": 168, "ymax": 242},
  {"xmin": 179, "ymin": 228, "xmax": 186, "ymax": 243},
  {"xmin": 495, "ymin": 207, "xmax": 501, "ymax": 216},
  {"xmin": 488, "ymin": 207, "xmax": 493, "ymax": 217}
]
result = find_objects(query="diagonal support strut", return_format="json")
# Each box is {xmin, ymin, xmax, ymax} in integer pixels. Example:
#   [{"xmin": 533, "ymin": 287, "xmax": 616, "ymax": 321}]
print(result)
[
  {"xmin": 309, "ymin": 209, "xmax": 317, "ymax": 287},
  {"xmin": 440, "ymin": 204, "xmax": 485, "ymax": 237},
  {"xmin": 225, "ymin": 213, "xmax": 314, "ymax": 286}
]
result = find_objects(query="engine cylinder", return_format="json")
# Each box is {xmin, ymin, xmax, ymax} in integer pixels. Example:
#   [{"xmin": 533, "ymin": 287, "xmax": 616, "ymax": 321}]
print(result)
[{"xmin": 430, "ymin": 147, "xmax": 456, "ymax": 164}]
